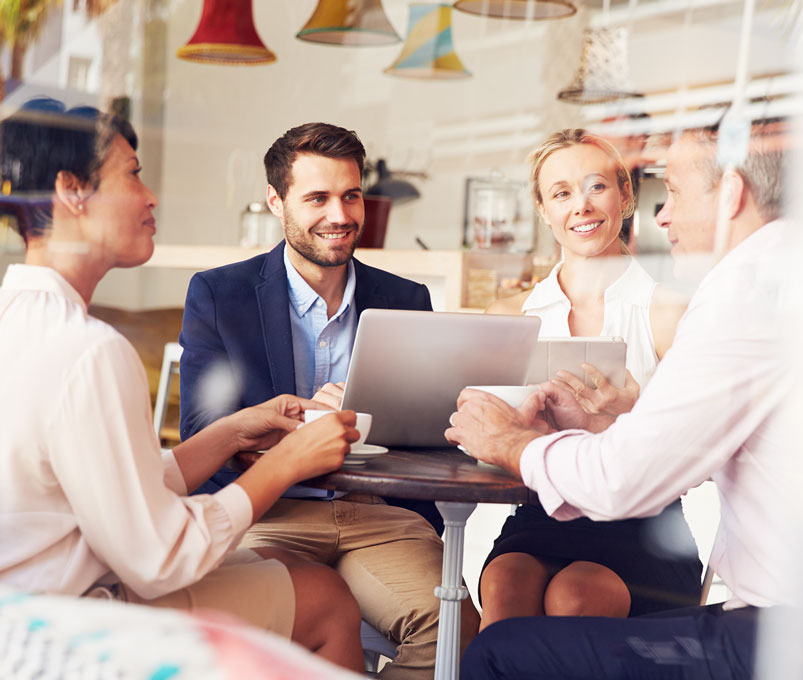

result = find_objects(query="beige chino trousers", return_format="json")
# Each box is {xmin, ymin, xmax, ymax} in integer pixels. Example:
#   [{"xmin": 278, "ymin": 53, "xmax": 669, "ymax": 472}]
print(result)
[{"xmin": 240, "ymin": 496, "xmax": 445, "ymax": 680}]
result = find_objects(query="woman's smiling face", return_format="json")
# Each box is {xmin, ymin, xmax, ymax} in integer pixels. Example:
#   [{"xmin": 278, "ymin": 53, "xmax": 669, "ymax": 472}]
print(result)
[{"xmin": 537, "ymin": 143, "xmax": 630, "ymax": 260}]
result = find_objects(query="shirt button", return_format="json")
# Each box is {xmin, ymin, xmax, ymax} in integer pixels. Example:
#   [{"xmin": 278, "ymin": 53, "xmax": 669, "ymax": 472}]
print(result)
[
  {"xmin": 297, "ymin": 305, "xmax": 303, "ymax": 312},
  {"xmin": 319, "ymin": 340, "xmax": 327, "ymax": 348},
  {"xmin": 316, "ymin": 300, "xmax": 323, "ymax": 308}
]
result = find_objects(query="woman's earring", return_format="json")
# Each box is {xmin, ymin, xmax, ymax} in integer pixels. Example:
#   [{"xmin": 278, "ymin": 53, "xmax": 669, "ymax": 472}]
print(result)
[{"xmin": 77, "ymin": 203, "xmax": 84, "ymax": 212}]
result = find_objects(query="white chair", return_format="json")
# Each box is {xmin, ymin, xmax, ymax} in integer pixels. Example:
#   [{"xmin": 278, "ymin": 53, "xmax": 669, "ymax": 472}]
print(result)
[
  {"xmin": 153, "ymin": 342, "xmax": 183, "ymax": 439},
  {"xmin": 361, "ymin": 620, "xmax": 397, "ymax": 674}
]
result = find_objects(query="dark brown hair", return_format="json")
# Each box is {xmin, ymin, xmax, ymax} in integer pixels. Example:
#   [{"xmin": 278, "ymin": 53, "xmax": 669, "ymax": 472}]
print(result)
[
  {"xmin": 0, "ymin": 97, "xmax": 137, "ymax": 244},
  {"xmin": 263, "ymin": 122, "xmax": 365, "ymax": 200}
]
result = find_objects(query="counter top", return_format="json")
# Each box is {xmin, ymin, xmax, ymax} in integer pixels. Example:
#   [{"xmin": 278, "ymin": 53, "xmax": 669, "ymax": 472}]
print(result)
[{"xmin": 143, "ymin": 244, "xmax": 552, "ymax": 312}]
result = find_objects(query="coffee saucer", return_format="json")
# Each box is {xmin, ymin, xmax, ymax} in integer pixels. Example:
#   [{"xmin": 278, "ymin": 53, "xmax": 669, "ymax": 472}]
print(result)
[
  {"xmin": 456, "ymin": 444, "xmax": 499, "ymax": 468},
  {"xmin": 349, "ymin": 444, "xmax": 388, "ymax": 456},
  {"xmin": 343, "ymin": 444, "xmax": 388, "ymax": 465}
]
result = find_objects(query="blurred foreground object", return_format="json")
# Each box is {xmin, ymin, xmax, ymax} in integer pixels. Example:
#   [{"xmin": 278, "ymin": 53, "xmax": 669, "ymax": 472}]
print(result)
[{"xmin": 0, "ymin": 586, "xmax": 361, "ymax": 679}]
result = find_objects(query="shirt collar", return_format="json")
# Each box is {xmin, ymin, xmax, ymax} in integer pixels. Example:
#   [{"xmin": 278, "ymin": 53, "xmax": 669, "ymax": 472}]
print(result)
[
  {"xmin": 521, "ymin": 260, "xmax": 568, "ymax": 312},
  {"xmin": 283, "ymin": 243, "xmax": 356, "ymax": 318},
  {"xmin": 1, "ymin": 264, "xmax": 87, "ymax": 312},
  {"xmin": 521, "ymin": 257, "xmax": 642, "ymax": 312}
]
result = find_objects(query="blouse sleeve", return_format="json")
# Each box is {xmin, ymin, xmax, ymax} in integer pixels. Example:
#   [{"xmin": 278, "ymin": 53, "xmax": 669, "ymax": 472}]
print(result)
[{"xmin": 46, "ymin": 334, "xmax": 253, "ymax": 599}]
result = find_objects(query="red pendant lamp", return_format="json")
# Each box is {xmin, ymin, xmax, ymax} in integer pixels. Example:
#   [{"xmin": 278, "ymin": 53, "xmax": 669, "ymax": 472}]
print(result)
[{"xmin": 176, "ymin": 0, "xmax": 276, "ymax": 65}]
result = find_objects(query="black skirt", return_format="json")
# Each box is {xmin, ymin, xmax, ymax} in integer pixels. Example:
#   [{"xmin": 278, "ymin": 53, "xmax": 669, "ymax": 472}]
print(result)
[{"xmin": 481, "ymin": 498, "xmax": 703, "ymax": 617}]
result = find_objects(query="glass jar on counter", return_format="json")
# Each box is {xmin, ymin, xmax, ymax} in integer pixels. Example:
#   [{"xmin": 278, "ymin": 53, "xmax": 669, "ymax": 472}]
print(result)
[
  {"xmin": 239, "ymin": 201, "xmax": 284, "ymax": 248},
  {"xmin": 463, "ymin": 173, "xmax": 533, "ymax": 253}
]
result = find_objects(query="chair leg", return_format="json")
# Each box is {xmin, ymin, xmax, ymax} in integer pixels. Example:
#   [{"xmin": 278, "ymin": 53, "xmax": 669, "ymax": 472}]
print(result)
[
  {"xmin": 699, "ymin": 563, "xmax": 715, "ymax": 605},
  {"xmin": 363, "ymin": 649, "xmax": 381, "ymax": 675},
  {"xmin": 360, "ymin": 620, "xmax": 396, "ymax": 674},
  {"xmin": 153, "ymin": 352, "xmax": 175, "ymax": 436}
]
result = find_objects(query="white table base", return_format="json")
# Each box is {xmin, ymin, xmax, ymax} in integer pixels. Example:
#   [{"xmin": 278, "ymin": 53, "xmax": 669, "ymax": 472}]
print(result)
[{"xmin": 434, "ymin": 501, "xmax": 477, "ymax": 680}]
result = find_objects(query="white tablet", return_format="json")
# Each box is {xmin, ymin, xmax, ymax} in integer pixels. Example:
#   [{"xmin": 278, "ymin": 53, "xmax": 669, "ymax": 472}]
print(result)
[{"xmin": 525, "ymin": 337, "xmax": 627, "ymax": 388}]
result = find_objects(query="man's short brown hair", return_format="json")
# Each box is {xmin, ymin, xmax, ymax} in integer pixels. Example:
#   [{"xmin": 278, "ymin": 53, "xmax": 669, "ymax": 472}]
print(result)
[{"xmin": 263, "ymin": 122, "xmax": 366, "ymax": 200}]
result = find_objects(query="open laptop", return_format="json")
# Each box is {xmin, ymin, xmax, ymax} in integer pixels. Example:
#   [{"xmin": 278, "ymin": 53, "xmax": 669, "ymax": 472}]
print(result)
[{"xmin": 340, "ymin": 309, "xmax": 542, "ymax": 447}]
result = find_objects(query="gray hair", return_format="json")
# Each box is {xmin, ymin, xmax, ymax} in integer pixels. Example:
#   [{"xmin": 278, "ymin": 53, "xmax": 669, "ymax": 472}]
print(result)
[{"xmin": 690, "ymin": 118, "xmax": 786, "ymax": 222}]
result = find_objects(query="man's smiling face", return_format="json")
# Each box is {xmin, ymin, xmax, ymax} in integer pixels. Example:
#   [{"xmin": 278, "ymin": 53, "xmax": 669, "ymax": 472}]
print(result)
[{"xmin": 276, "ymin": 152, "xmax": 365, "ymax": 268}]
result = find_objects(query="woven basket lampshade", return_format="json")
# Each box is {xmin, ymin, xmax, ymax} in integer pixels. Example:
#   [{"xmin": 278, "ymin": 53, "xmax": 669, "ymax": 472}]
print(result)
[
  {"xmin": 297, "ymin": 0, "xmax": 401, "ymax": 45},
  {"xmin": 385, "ymin": 3, "xmax": 470, "ymax": 80},
  {"xmin": 558, "ymin": 26, "xmax": 641, "ymax": 104},
  {"xmin": 453, "ymin": 0, "xmax": 576, "ymax": 21},
  {"xmin": 177, "ymin": 0, "xmax": 276, "ymax": 65}
]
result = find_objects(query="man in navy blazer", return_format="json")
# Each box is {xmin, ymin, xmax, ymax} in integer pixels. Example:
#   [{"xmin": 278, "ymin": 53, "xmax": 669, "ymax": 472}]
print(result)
[
  {"xmin": 179, "ymin": 122, "xmax": 478, "ymax": 679},
  {"xmin": 180, "ymin": 241, "xmax": 442, "ymax": 527},
  {"xmin": 179, "ymin": 241, "xmax": 433, "ymax": 495}
]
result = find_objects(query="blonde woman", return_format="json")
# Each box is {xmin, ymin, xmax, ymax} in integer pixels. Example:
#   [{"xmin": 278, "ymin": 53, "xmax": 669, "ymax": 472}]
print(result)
[{"xmin": 479, "ymin": 129, "xmax": 702, "ymax": 629}]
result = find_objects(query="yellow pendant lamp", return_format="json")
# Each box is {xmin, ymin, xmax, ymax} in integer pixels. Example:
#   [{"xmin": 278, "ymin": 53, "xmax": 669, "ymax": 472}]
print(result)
[
  {"xmin": 297, "ymin": 0, "xmax": 401, "ymax": 46},
  {"xmin": 385, "ymin": 3, "xmax": 471, "ymax": 80}
]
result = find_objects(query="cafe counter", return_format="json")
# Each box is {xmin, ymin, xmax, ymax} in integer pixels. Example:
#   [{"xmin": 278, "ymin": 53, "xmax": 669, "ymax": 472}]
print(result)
[{"xmin": 144, "ymin": 245, "xmax": 555, "ymax": 312}]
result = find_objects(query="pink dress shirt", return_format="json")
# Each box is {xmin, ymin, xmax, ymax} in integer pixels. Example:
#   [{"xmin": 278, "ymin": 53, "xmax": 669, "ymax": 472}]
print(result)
[{"xmin": 520, "ymin": 220, "xmax": 798, "ymax": 609}]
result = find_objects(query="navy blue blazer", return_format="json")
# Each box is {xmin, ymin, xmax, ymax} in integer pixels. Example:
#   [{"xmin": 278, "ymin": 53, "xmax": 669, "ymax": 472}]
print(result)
[{"xmin": 179, "ymin": 241, "xmax": 442, "ymax": 531}]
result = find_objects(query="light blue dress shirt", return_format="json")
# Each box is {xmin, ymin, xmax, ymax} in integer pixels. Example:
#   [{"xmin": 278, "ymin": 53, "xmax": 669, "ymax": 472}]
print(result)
[
  {"xmin": 283, "ymin": 245, "xmax": 357, "ymax": 499},
  {"xmin": 284, "ymin": 245, "xmax": 357, "ymax": 399}
]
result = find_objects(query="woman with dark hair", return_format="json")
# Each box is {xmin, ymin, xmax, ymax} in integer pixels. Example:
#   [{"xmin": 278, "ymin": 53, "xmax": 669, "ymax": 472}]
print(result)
[
  {"xmin": 0, "ymin": 98, "xmax": 364, "ymax": 673},
  {"xmin": 478, "ymin": 129, "xmax": 702, "ymax": 630}
]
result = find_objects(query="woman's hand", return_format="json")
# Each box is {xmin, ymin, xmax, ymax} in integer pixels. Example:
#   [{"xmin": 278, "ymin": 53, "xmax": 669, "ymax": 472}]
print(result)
[
  {"xmin": 272, "ymin": 410, "xmax": 360, "ymax": 480},
  {"xmin": 234, "ymin": 411, "xmax": 359, "ymax": 521},
  {"xmin": 553, "ymin": 364, "xmax": 640, "ymax": 417},
  {"xmin": 232, "ymin": 394, "xmax": 319, "ymax": 453},
  {"xmin": 311, "ymin": 382, "xmax": 345, "ymax": 411},
  {"xmin": 539, "ymin": 380, "xmax": 615, "ymax": 434}
]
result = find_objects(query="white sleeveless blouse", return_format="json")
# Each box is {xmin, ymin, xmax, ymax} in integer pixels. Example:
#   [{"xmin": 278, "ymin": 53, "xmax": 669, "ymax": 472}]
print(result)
[{"xmin": 520, "ymin": 257, "xmax": 659, "ymax": 387}]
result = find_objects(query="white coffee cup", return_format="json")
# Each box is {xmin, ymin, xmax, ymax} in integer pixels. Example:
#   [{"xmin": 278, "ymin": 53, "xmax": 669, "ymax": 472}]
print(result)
[
  {"xmin": 304, "ymin": 409, "xmax": 373, "ymax": 451},
  {"xmin": 466, "ymin": 385, "xmax": 540, "ymax": 408}
]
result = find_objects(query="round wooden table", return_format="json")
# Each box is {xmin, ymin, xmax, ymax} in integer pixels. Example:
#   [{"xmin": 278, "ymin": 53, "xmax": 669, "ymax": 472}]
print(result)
[{"xmin": 304, "ymin": 446, "xmax": 536, "ymax": 680}]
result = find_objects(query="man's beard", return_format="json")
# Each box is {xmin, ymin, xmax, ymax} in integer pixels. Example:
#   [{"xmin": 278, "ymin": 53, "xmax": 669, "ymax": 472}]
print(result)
[{"xmin": 283, "ymin": 211, "xmax": 364, "ymax": 268}]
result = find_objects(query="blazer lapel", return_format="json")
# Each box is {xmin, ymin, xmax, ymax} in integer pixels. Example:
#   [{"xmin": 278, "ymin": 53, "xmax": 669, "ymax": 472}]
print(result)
[
  {"xmin": 256, "ymin": 243, "xmax": 296, "ymax": 396},
  {"xmin": 354, "ymin": 259, "xmax": 389, "ymax": 315}
]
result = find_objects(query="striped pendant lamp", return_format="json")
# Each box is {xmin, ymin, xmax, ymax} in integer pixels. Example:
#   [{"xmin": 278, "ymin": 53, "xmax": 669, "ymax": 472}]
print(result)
[{"xmin": 385, "ymin": 3, "xmax": 471, "ymax": 79}]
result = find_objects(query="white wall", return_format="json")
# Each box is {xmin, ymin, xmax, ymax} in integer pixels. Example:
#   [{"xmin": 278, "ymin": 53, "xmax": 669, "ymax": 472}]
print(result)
[
  {"xmin": 2, "ymin": 0, "xmax": 799, "ymax": 308},
  {"xmin": 156, "ymin": 2, "xmax": 585, "ymax": 255}
]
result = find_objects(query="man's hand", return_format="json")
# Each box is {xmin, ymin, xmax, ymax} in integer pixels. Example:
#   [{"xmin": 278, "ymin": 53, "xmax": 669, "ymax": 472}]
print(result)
[
  {"xmin": 311, "ymin": 382, "xmax": 345, "ymax": 411},
  {"xmin": 444, "ymin": 388, "xmax": 553, "ymax": 477},
  {"xmin": 539, "ymin": 380, "xmax": 616, "ymax": 434},
  {"xmin": 553, "ymin": 364, "xmax": 639, "ymax": 417}
]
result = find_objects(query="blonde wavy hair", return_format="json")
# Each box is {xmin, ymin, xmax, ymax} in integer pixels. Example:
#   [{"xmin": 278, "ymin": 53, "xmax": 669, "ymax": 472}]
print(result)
[{"xmin": 529, "ymin": 128, "xmax": 636, "ymax": 221}]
